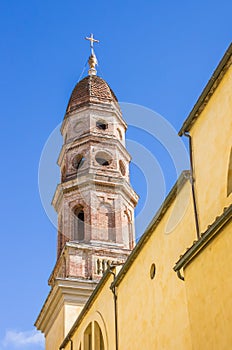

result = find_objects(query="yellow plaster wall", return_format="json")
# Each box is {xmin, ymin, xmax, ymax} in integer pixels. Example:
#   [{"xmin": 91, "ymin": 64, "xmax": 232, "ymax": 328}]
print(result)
[
  {"xmin": 184, "ymin": 221, "xmax": 232, "ymax": 350},
  {"xmin": 46, "ymin": 307, "xmax": 64, "ymax": 350},
  {"xmin": 116, "ymin": 182, "xmax": 195, "ymax": 350},
  {"xmin": 190, "ymin": 64, "xmax": 232, "ymax": 233},
  {"xmin": 64, "ymin": 304, "xmax": 83, "ymax": 336},
  {"xmin": 63, "ymin": 274, "xmax": 116, "ymax": 350}
]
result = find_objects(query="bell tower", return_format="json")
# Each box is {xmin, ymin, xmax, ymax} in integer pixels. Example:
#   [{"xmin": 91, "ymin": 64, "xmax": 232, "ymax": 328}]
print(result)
[
  {"xmin": 50, "ymin": 34, "xmax": 138, "ymax": 284},
  {"xmin": 35, "ymin": 35, "xmax": 138, "ymax": 349}
]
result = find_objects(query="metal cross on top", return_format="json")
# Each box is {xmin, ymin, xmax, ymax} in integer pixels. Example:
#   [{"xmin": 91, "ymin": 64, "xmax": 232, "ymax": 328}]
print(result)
[{"xmin": 85, "ymin": 33, "xmax": 99, "ymax": 51}]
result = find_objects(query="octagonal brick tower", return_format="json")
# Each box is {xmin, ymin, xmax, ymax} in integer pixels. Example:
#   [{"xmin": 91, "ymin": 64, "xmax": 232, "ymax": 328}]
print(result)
[
  {"xmin": 49, "ymin": 69, "xmax": 138, "ymax": 286},
  {"xmin": 35, "ymin": 40, "xmax": 138, "ymax": 349}
]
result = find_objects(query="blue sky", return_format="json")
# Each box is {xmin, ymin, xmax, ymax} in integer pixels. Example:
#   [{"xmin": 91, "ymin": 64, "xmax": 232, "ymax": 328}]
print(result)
[{"xmin": 0, "ymin": 1, "xmax": 231, "ymax": 349}]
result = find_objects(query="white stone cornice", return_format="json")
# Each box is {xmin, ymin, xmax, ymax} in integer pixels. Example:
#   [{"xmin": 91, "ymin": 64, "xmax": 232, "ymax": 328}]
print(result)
[{"xmin": 35, "ymin": 278, "xmax": 97, "ymax": 335}]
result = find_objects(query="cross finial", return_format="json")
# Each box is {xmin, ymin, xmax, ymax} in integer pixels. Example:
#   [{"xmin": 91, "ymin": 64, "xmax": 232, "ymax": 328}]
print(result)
[
  {"xmin": 85, "ymin": 33, "xmax": 99, "ymax": 53},
  {"xmin": 85, "ymin": 33, "xmax": 99, "ymax": 76}
]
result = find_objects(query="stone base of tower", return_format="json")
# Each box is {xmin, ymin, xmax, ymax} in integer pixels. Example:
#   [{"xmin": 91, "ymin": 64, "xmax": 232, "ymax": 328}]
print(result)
[
  {"xmin": 35, "ymin": 277, "xmax": 97, "ymax": 350},
  {"xmin": 35, "ymin": 241, "xmax": 131, "ymax": 350}
]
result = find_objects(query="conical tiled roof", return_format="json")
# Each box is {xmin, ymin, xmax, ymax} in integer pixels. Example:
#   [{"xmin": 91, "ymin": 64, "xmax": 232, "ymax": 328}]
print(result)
[{"xmin": 66, "ymin": 75, "xmax": 118, "ymax": 114}]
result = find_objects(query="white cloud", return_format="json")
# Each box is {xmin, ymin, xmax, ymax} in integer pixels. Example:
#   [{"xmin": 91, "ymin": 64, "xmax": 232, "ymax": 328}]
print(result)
[{"xmin": 2, "ymin": 329, "xmax": 44, "ymax": 348}]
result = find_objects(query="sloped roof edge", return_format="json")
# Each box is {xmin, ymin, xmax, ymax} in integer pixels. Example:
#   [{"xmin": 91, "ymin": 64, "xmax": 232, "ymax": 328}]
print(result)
[
  {"xmin": 174, "ymin": 204, "xmax": 232, "ymax": 272},
  {"xmin": 112, "ymin": 170, "xmax": 190, "ymax": 288},
  {"xmin": 179, "ymin": 43, "xmax": 232, "ymax": 136}
]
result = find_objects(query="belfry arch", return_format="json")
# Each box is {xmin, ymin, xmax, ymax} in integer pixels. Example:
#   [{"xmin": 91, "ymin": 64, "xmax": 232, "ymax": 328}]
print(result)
[{"xmin": 73, "ymin": 206, "xmax": 85, "ymax": 241}]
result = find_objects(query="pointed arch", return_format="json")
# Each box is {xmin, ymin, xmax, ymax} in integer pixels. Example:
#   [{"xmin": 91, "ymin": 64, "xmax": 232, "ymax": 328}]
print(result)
[
  {"xmin": 84, "ymin": 323, "xmax": 92, "ymax": 350},
  {"xmin": 227, "ymin": 148, "xmax": 232, "ymax": 196},
  {"xmin": 94, "ymin": 321, "xmax": 105, "ymax": 350},
  {"xmin": 81, "ymin": 321, "xmax": 105, "ymax": 350}
]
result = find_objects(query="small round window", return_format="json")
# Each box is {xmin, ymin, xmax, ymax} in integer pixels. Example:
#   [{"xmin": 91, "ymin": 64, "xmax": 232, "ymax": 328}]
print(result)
[
  {"xmin": 72, "ymin": 154, "xmax": 85, "ymax": 170},
  {"xmin": 119, "ymin": 160, "xmax": 126, "ymax": 176},
  {"xmin": 96, "ymin": 120, "xmax": 108, "ymax": 130},
  {"xmin": 74, "ymin": 121, "xmax": 84, "ymax": 133},
  {"xmin": 95, "ymin": 151, "xmax": 112, "ymax": 166},
  {"xmin": 150, "ymin": 263, "xmax": 156, "ymax": 279}
]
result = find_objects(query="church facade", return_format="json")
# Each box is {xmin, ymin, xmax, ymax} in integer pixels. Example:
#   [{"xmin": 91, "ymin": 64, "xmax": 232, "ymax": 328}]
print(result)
[{"xmin": 35, "ymin": 41, "xmax": 232, "ymax": 350}]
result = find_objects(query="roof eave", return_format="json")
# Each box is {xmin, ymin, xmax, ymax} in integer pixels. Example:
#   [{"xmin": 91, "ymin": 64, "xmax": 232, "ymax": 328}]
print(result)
[
  {"xmin": 179, "ymin": 43, "xmax": 232, "ymax": 136},
  {"xmin": 111, "ymin": 170, "xmax": 191, "ymax": 288},
  {"xmin": 174, "ymin": 204, "xmax": 232, "ymax": 272}
]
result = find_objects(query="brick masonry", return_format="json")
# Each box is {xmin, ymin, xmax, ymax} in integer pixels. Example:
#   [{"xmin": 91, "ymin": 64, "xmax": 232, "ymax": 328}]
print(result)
[{"xmin": 50, "ymin": 75, "xmax": 138, "ymax": 285}]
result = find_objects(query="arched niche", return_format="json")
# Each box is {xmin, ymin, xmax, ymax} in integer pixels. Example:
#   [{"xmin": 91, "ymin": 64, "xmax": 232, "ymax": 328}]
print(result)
[
  {"xmin": 73, "ymin": 206, "xmax": 85, "ymax": 241},
  {"xmin": 98, "ymin": 203, "xmax": 115, "ymax": 242},
  {"xmin": 76, "ymin": 312, "xmax": 108, "ymax": 350}
]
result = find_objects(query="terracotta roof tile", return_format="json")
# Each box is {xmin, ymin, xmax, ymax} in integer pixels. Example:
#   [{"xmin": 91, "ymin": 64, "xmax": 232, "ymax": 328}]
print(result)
[{"xmin": 66, "ymin": 75, "xmax": 118, "ymax": 114}]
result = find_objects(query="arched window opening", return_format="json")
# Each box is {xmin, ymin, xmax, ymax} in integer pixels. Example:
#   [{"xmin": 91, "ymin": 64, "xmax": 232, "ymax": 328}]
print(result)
[
  {"xmin": 81, "ymin": 322, "xmax": 105, "ymax": 350},
  {"xmin": 84, "ymin": 323, "xmax": 92, "ymax": 350},
  {"xmin": 96, "ymin": 158, "xmax": 110, "ymax": 166},
  {"xmin": 95, "ymin": 151, "xmax": 112, "ymax": 166},
  {"xmin": 96, "ymin": 120, "xmax": 108, "ymax": 130},
  {"xmin": 72, "ymin": 154, "xmax": 86, "ymax": 170},
  {"xmin": 98, "ymin": 203, "xmax": 115, "ymax": 242},
  {"xmin": 74, "ymin": 207, "xmax": 85, "ymax": 241},
  {"xmin": 227, "ymin": 148, "xmax": 232, "ymax": 196},
  {"xmin": 94, "ymin": 321, "xmax": 104, "ymax": 350}
]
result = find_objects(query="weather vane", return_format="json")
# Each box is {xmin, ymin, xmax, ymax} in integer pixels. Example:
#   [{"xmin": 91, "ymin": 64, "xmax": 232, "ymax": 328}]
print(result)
[{"xmin": 85, "ymin": 33, "xmax": 99, "ymax": 76}]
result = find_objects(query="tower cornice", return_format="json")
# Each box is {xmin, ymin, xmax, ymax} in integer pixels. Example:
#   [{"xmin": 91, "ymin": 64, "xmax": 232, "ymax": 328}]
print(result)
[
  {"xmin": 57, "ymin": 133, "xmax": 131, "ymax": 168},
  {"xmin": 61, "ymin": 102, "xmax": 126, "ymax": 136},
  {"xmin": 52, "ymin": 174, "xmax": 138, "ymax": 213}
]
